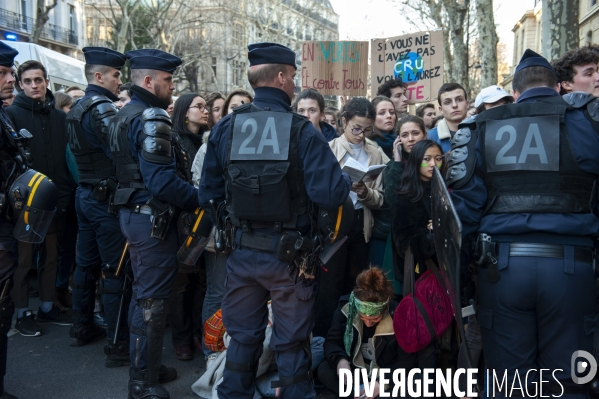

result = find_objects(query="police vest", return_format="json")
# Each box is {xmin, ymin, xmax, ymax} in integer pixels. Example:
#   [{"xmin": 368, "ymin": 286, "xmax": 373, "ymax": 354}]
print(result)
[
  {"xmin": 66, "ymin": 96, "xmax": 118, "ymax": 185},
  {"xmin": 107, "ymin": 104, "xmax": 147, "ymax": 205},
  {"xmin": 225, "ymin": 103, "xmax": 309, "ymax": 229},
  {"xmin": 107, "ymin": 105, "xmax": 190, "ymax": 206},
  {"xmin": 455, "ymin": 98, "xmax": 596, "ymax": 215}
]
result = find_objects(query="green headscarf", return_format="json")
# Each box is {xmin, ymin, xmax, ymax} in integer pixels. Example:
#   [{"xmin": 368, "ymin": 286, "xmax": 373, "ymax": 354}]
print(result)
[{"xmin": 343, "ymin": 292, "xmax": 388, "ymax": 356}]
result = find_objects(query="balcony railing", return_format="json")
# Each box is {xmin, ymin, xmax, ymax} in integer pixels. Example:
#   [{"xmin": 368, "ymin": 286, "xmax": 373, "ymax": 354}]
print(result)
[{"xmin": 0, "ymin": 8, "xmax": 78, "ymax": 46}]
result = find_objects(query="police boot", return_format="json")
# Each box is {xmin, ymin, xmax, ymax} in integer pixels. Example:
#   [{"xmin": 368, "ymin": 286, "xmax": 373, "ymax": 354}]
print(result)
[
  {"xmin": 128, "ymin": 299, "xmax": 174, "ymax": 399},
  {"xmin": 70, "ymin": 320, "xmax": 106, "ymax": 347},
  {"xmin": 128, "ymin": 369, "xmax": 169, "ymax": 399},
  {"xmin": 104, "ymin": 339, "xmax": 130, "ymax": 368}
]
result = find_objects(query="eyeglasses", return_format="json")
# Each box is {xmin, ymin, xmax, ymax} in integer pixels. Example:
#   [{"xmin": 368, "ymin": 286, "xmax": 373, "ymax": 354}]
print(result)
[
  {"xmin": 348, "ymin": 123, "xmax": 373, "ymax": 136},
  {"xmin": 189, "ymin": 103, "xmax": 207, "ymax": 112}
]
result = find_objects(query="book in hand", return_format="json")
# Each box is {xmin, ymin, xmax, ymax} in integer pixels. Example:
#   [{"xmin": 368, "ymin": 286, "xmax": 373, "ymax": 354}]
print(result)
[{"xmin": 342, "ymin": 157, "xmax": 387, "ymax": 183}]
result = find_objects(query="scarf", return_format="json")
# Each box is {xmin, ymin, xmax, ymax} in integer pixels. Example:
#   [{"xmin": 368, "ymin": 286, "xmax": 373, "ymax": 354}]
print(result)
[
  {"xmin": 374, "ymin": 131, "xmax": 396, "ymax": 159},
  {"xmin": 343, "ymin": 292, "xmax": 389, "ymax": 356}
]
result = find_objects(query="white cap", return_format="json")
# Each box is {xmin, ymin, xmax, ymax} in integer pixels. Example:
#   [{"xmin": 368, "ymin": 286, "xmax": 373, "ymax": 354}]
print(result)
[{"xmin": 474, "ymin": 85, "xmax": 514, "ymax": 108}]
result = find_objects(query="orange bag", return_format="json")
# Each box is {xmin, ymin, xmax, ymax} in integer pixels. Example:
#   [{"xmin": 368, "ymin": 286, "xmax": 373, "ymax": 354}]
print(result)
[{"xmin": 204, "ymin": 309, "xmax": 226, "ymax": 352}]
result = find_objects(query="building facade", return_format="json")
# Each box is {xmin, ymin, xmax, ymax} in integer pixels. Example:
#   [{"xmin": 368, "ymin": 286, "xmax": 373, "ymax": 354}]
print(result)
[
  {"xmin": 501, "ymin": 0, "xmax": 599, "ymax": 92},
  {"xmin": 0, "ymin": 0, "xmax": 84, "ymax": 57},
  {"xmin": 84, "ymin": 0, "xmax": 339, "ymax": 96}
]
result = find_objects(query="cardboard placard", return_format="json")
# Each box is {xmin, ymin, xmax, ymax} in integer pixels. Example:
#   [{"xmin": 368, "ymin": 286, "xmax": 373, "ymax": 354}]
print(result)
[
  {"xmin": 371, "ymin": 31, "xmax": 444, "ymax": 103},
  {"xmin": 301, "ymin": 41, "xmax": 369, "ymax": 96}
]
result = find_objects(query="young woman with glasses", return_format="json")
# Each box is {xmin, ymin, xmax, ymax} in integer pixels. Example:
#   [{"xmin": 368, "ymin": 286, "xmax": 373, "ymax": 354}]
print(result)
[
  {"xmin": 167, "ymin": 93, "xmax": 208, "ymax": 361},
  {"xmin": 313, "ymin": 97, "xmax": 385, "ymax": 337}
]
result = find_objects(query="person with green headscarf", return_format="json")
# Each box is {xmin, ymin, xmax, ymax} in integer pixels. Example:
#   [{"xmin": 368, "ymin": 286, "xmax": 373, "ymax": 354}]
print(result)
[{"xmin": 317, "ymin": 267, "xmax": 418, "ymax": 398}]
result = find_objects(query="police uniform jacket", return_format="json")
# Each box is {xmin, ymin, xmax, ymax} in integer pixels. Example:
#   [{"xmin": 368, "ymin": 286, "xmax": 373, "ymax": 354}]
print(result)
[
  {"xmin": 76, "ymin": 84, "xmax": 118, "ymax": 163},
  {"xmin": 329, "ymin": 134, "xmax": 385, "ymax": 243},
  {"xmin": 199, "ymin": 86, "xmax": 351, "ymax": 224},
  {"xmin": 122, "ymin": 93, "xmax": 199, "ymax": 210},
  {"xmin": 6, "ymin": 90, "xmax": 75, "ymax": 212},
  {"xmin": 319, "ymin": 120, "xmax": 338, "ymax": 141},
  {"xmin": 450, "ymin": 87, "xmax": 599, "ymax": 247}
]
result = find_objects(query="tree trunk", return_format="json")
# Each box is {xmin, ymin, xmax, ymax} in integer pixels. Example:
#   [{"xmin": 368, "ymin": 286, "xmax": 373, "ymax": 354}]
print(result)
[
  {"xmin": 542, "ymin": 0, "xmax": 579, "ymax": 61},
  {"xmin": 30, "ymin": 0, "xmax": 58, "ymax": 44},
  {"xmin": 424, "ymin": 0, "xmax": 454, "ymax": 83},
  {"xmin": 475, "ymin": 0, "xmax": 498, "ymax": 87},
  {"xmin": 444, "ymin": 0, "xmax": 471, "ymax": 95}
]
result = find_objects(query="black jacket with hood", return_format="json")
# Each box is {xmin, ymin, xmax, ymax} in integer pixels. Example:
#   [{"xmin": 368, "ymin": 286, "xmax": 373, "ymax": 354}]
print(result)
[{"xmin": 6, "ymin": 90, "xmax": 75, "ymax": 212}]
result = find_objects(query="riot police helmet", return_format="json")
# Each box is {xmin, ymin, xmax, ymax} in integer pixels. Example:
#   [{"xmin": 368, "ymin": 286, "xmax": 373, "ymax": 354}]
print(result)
[{"xmin": 8, "ymin": 169, "xmax": 58, "ymax": 243}]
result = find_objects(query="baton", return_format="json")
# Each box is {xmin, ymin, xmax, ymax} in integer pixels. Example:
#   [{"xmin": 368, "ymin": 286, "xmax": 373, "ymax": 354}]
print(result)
[{"xmin": 115, "ymin": 242, "xmax": 129, "ymax": 277}]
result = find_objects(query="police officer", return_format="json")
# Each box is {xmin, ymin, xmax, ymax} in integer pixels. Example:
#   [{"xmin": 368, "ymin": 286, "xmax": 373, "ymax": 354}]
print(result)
[
  {"xmin": 108, "ymin": 49, "xmax": 198, "ymax": 399},
  {"xmin": 448, "ymin": 49, "xmax": 599, "ymax": 397},
  {"xmin": 66, "ymin": 47, "xmax": 130, "ymax": 367},
  {"xmin": 0, "ymin": 40, "xmax": 23, "ymax": 399},
  {"xmin": 199, "ymin": 42, "xmax": 350, "ymax": 399}
]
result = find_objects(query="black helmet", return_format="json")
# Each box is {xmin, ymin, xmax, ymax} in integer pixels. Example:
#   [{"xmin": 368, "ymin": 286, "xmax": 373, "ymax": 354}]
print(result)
[
  {"xmin": 317, "ymin": 196, "xmax": 354, "ymax": 264},
  {"xmin": 177, "ymin": 208, "xmax": 214, "ymax": 266},
  {"xmin": 8, "ymin": 170, "xmax": 58, "ymax": 243}
]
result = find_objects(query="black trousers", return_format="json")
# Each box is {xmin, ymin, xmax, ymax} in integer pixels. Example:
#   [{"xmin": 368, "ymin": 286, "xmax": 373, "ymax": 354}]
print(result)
[{"xmin": 313, "ymin": 209, "xmax": 369, "ymax": 337}]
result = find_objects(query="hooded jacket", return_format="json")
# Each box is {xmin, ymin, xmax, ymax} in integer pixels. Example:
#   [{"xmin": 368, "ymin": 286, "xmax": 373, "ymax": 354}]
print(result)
[{"xmin": 6, "ymin": 90, "xmax": 75, "ymax": 212}]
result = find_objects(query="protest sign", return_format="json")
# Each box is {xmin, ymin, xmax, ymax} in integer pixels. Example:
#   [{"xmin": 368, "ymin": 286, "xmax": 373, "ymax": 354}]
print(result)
[
  {"xmin": 301, "ymin": 41, "xmax": 369, "ymax": 96},
  {"xmin": 371, "ymin": 31, "xmax": 444, "ymax": 103}
]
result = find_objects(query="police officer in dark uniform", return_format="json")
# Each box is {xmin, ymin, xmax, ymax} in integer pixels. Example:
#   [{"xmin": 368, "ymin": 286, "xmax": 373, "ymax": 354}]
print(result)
[
  {"xmin": 199, "ymin": 42, "xmax": 351, "ymax": 399},
  {"xmin": 0, "ymin": 40, "xmax": 23, "ymax": 399},
  {"xmin": 448, "ymin": 49, "xmax": 599, "ymax": 397},
  {"xmin": 66, "ymin": 47, "xmax": 129, "ymax": 367},
  {"xmin": 107, "ymin": 49, "xmax": 198, "ymax": 399}
]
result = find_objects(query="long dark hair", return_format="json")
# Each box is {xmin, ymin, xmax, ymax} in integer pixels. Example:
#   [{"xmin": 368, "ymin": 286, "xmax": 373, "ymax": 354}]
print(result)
[
  {"xmin": 171, "ymin": 93, "xmax": 202, "ymax": 135},
  {"xmin": 398, "ymin": 140, "xmax": 443, "ymax": 202}
]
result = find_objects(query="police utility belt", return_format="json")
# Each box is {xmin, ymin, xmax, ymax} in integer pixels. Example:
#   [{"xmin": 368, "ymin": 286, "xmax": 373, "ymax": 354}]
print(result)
[
  {"xmin": 239, "ymin": 230, "xmax": 316, "ymax": 263},
  {"xmin": 88, "ymin": 178, "xmax": 119, "ymax": 214},
  {"xmin": 474, "ymin": 233, "xmax": 595, "ymax": 268},
  {"xmin": 123, "ymin": 197, "xmax": 176, "ymax": 241}
]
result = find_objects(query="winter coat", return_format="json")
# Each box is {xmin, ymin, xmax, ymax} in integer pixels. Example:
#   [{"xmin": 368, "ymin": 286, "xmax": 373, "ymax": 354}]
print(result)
[
  {"xmin": 391, "ymin": 180, "xmax": 435, "ymax": 269},
  {"xmin": 6, "ymin": 90, "xmax": 75, "ymax": 212},
  {"xmin": 427, "ymin": 118, "xmax": 452, "ymax": 154},
  {"xmin": 324, "ymin": 295, "xmax": 417, "ymax": 378},
  {"xmin": 328, "ymin": 134, "xmax": 384, "ymax": 243}
]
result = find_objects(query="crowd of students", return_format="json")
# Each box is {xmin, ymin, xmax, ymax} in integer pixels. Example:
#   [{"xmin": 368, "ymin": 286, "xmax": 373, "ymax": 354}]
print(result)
[{"xmin": 8, "ymin": 43, "xmax": 599, "ymax": 399}]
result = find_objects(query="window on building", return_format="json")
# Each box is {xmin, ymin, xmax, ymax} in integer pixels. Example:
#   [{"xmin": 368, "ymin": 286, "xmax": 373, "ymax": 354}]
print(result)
[
  {"xmin": 69, "ymin": 5, "xmax": 76, "ymax": 32},
  {"xmin": 592, "ymin": 0, "xmax": 598, "ymax": 7},
  {"xmin": 86, "ymin": 17, "xmax": 94, "ymax": 41},
  {"xmin": 232, "ymin": 23, "xmax": 244, "ymax": 46},
  {"xmin": 232, "ymin": 61, "xmax": 246, "ymax": 86},
  {"xmin": 587, "ymin": 30, "xmax": 593, "ymax": 45},
  {"xmin": 99, "ymin": 18, "xmax": 107, "ymax": 41},
  {"xmin": 20, "ymin": 0, "xmax": 28, "ymax": 30}
]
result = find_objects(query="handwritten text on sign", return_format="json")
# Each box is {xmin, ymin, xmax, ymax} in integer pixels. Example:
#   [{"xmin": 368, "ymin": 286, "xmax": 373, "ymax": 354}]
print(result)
[
  {"xmin": 301, "ymin": 41, "xmax": 369, "ymax": 96},
  {"xmin": 371, "ymin": 31, "xmax": 444, "ymax": 103}
]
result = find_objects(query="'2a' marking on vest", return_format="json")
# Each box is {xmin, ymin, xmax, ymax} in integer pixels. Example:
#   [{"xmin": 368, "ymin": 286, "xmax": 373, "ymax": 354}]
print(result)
[
  {"xmin": 485, "ymin": 115, "xmax": 560, "ymax": 173},
  {"xmin": 231, "ymin": 112, "xmax": 292, "ymax": 161},
  {"xmin": 108, "ymin": 122, "xmax": 120, "ymax": 153},
  {"xmin": 67, "ymin": 123, "xmax": 81, "ymax": 150}
]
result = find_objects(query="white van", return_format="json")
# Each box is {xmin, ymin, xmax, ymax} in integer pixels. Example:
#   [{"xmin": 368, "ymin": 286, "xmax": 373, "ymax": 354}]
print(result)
[{"xmin": 1, "ymin": 40, "xmax": 87, "ymax": 92}]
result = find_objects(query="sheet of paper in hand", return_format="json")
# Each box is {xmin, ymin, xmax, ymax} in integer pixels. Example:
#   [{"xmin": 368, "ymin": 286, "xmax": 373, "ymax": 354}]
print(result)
[{"xmin": 342, "ymin": 157, "xmax": 387, "ymax": 183}]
